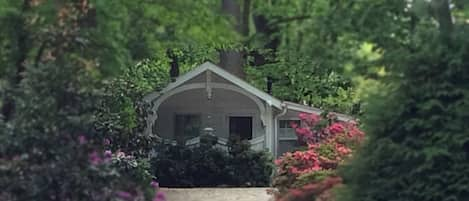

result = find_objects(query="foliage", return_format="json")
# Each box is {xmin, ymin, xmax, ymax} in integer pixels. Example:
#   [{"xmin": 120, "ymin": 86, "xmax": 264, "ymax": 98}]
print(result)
[
  {"xmin": 0, "ymin": 0, "xmax": 238, "ymax": 199},
  {"xmin": 151, "ymin": 136, "xmax": 273, "ymax": 187},
  {"xmin": 0, "ymin": 132, "xmax": 163, "ymax": 201},
  {"xmin": 0, "ymin": 61, "xmax": 160, "ymax": 201},
  {"xmin": 119, "ymin": 0, "xmax": 239, "ymax": 60},
  {"xmin": 272, "ymin": 113, "xmax": 364, "ymax": 201},
  {"xmin": 337, "ymin": 1, "xmax": 469, "ymax": 201},
  {"xmin": 94, "ymin": 59, "xmax": 169, "ymax": 157},
  {"xmin": 247, "ymin": 0, "xmax": 364, "ymax": 115},
  {"xmin": 227, "ymin": 138, "xmax": 274, "ymax": 186},
  {"xmin": 0, "ymin": 0, "xmax": 236, "ymax": 200}
]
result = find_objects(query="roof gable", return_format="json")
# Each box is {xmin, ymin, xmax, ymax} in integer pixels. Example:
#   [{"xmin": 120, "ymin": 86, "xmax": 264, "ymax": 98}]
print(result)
[{"xmin": 144, "ymin": 62, "xmax": 283, "ymax": 109}]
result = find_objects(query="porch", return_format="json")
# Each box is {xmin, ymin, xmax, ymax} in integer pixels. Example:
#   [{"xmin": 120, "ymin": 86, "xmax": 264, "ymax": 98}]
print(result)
[{"xmin": 151, "ymin": 86, "xmax": 271, "ymax": 152}]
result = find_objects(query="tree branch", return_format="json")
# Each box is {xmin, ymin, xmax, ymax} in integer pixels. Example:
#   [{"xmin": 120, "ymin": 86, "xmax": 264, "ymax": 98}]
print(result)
[{"xmin": 270, "ymin": 15, "xmax": 311, "ymax": 25}]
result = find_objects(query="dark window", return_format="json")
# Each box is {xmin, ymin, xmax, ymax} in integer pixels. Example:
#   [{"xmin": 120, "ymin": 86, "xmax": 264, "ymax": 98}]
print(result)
[
  {"xmin": 279, "ymin": 120, "xmax": 301, "ymax": 138},
  {"xmin": 175, "ymin": 114, "xmax": 201, "ymax": 142},
  {"xmin": 229, "ymin": 116, "xmax": 252, "ymax": 140}
]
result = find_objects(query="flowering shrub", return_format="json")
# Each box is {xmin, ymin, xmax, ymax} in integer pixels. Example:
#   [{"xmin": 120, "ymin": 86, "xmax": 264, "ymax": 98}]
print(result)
[
  {"xmin": 271, "ymin": 112, "xmax": 364, "ymax": 201},
  {"xmin": 1, "ymin": 132, "xmax": 165, "ymax": 201}
]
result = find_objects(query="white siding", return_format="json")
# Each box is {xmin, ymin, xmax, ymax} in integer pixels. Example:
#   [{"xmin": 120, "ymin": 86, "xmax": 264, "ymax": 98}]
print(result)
[{"xmin": 155, "ymin": 87, "xmax": 265, "ymax": 140}]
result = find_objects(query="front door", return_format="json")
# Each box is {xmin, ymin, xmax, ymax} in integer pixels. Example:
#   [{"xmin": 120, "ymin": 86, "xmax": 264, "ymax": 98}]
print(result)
[{"xmin": 229, "ymin": 116, "xmax": 252, "ymax": 140}]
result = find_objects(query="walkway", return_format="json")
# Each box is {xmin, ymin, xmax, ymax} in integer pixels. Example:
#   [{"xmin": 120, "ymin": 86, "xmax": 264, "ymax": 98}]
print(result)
[{"xmin": 161, "ymin": 188, "xmax": 273, "ymax": 201}]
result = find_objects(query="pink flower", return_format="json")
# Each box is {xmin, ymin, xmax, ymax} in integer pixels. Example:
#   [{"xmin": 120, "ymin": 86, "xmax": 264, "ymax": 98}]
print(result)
[
  {"xmin": 274, "ymin": 159, "xmax": 283, "ymax": 166},
  {"xmin": 103, "ymin": 138, "xmax": 111, "ymax": 145},
  {"xmin": 311, "ymin": 164, "xmax": 321, "ymax": 171},
  {"xmin": 104, "ymin": 150, "xmax": 112, "ymax": 158},
  {"xmin": 151, "ymin": 181, "xmax": 159, "ymax": 188},
  {"xmin": 89, "ymin": 151, "xmax": 102, "ymax": 166},
  {"xmin": 298, "ymin": 113, "xmax": 309, "ymax": 120},
  {"xmin": 103, "ymin": 150, "xmax": 112, "ymax": 163},
  {"xmin": 78, "ymin": 135, "xmax": 87, "ymax": 145},
  {"xmin": 298, "ymin": 113, "xmax": 320, "ymax": 126},
  {"xmin": 328, "ymin": 123, "xmax": 345, "ymax": 134},
  {"xmin": 116, "ymin": 151, "xmax": 126, "ymax": 158},
  {"xmin": 295, "ymin": 127, "xmax": 312, "ymax": 136},
  {"xmin": 116, "ymin": 191, "xmax": 133, "ymax": 200},
  {"xmin": 290, "ymin": 122, "xmax": 298, "ymax": 129},
  {"xmin": 153, "ymin": 191, "xmax": 166, "ymax": 201},
  {"xmin": 336, "ymin": 144, "xmax": 352, "ymax": 155}
]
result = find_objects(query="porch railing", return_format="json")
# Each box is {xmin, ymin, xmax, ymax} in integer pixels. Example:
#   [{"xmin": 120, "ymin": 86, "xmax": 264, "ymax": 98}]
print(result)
[{"xmin": 184, "ymin": 136, "xmax": 265, "ymax": 151}]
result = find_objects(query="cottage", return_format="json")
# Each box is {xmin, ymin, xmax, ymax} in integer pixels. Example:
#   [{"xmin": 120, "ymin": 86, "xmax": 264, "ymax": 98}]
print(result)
[{"xmin": 143, "ymin": 62, "xmax": 351, "ymax": 157}]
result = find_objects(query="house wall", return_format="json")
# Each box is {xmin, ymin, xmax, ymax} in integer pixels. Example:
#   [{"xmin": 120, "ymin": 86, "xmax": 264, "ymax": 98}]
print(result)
[
  {"xmin": 155, "ymin": 87, "xmax": 265, "ymax": 141},
  {"xmin": 276, "ymin": 109, "xmax": 304, "ymax": 157}
]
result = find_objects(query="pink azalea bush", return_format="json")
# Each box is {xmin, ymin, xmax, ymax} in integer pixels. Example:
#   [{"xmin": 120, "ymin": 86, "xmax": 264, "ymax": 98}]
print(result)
[
  {"xmin": 80, "ymin": 135, "xmax": 167, "ymax": 201},
  {"xmin": 271, "ymin": 113, "xmax": 364, "ymax": 201}
]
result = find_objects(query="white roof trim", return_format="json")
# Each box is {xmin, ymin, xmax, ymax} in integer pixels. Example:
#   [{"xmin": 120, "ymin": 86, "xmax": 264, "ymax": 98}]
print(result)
[
  {"xmin": 144, "ymin": 62, "xmax": 283, "ymax": 109},
  {"xmin": 284, "ymin": 101, "xmax": 353, "ymax": 122}
]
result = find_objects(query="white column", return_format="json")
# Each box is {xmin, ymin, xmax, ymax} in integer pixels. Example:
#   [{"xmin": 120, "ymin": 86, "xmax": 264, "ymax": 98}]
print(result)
[{"xmin": 264, "ymin": 104, "xmax": 274, "ymax": 153}]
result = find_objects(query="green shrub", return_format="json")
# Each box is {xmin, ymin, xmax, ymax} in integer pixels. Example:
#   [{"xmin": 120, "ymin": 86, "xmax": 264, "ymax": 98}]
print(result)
[
  {"xmin": 95, "ymin": 59, "xmax": 169, "ymax": 157},
  {"xmin": 337, "ymin": 22, "xmax": 469, "ymax": 201},
  {"xmin": 0, "ymin": 61, "xmax": 161, "ymax": 201},
  {"xmin": 151, "ymin": 137, "xmax": 273, "ymax": 187},
  {"xmin": 227, "ymin": 138, "xmax": 274, "ymax": 186}
]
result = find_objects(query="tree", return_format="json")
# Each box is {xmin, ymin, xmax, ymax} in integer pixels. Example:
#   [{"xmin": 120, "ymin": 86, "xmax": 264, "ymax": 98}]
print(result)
[
  {"xmin": 0, "ymin": 0, "xmax": 237, "ymax": 120},
  {"xmin": 247, "ymin": 0, "xmax": 362, "ymax": 114},
  {"xmin": 338, "ymin": 1, "xmax": 469, "ymax": 201},
  {"xmin": 0, "ymin": 1, "xmax": 237, "ymax": 200}
]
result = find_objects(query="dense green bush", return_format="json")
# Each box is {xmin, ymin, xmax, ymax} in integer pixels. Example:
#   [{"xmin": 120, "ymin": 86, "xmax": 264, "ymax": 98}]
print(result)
[
  {"xmin": 337, "ymin": 15, "xmax": 469, "ymax": 201},
  {"xmin": 0, "ymin": 3, "xmax": 163, "ymax": 199},
  {"xmin": 0, "ymin": 61, "xmax": 161, "ymax": 200},
  {"xmin": 151, "ymin": 136, "xmax": 273, "ymax": 187},
  {"xmin": 95, "ymin": 59, "xmax": 169, "ymax": 157}
]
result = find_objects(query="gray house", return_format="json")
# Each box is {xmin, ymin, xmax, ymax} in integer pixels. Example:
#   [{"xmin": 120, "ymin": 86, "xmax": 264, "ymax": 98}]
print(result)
[{"xmin": 143, "ymin": 62, "xmax": 351, "ymax": 157}]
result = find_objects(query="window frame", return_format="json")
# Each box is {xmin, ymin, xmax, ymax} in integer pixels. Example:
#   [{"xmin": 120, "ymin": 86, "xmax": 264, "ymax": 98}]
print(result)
[
  {"xmin": 278, "ymin": 119, "xmax": 301, "ymax": 140},
  {"xmin": 174, "ymin": 113, "xmax": 202, "ymax": 141}
]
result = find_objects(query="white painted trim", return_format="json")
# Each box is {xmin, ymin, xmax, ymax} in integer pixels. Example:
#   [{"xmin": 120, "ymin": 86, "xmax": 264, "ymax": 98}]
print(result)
[
  {"xmin": 204, "ymin": 62, "xmax": 283, "ymax": 108},
  {"xmin": 217, "ymin": 137, "xmax": 228, "ymax": 145},
  {"xmin": 145, "ymin": 82, "xmax": 267, "ymax": 136},
  {"xmin": 283, "ymin": 101, "xmax": 353, "ymax": 122},
  {"xmin": 264, "ymin": 105, "xmax": 274, "ymax": 153},
  {"xmin": 250, "ymin": 135, "xmax": 265, "ymax": 144},
  {"xmin": 143, "ymin": 62, "xmax": 283, "ymax": 109},
  {"xmin": 206, "ymin": 71, "xmax": 212, "ymax": 100},
  {"xmin": 273, "ymin": 103, "xmax": 287, "ymax": 158},
  {"xmin": 183, "ymin": 136, "xmax": 264, "ymax": 150}
]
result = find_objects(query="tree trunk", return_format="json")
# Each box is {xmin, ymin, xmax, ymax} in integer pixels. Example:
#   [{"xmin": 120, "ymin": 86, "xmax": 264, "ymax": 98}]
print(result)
[
  {"xmin": 251, "ymin": 13, "xmax": 280, "ymax": 95},
  {"xmin": 219, "ymin": 0, "xmax": 247, "ymax": 79},
  {"xmin": 431, "ymin": 0, "xmax": 453, "ymax": 40},
  {"xmin": 1, "ymin": 0, "xmax": 31, "ymax": 121}
]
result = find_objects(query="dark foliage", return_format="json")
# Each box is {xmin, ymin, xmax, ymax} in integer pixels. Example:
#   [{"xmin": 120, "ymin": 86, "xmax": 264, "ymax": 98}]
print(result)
[
  {"xmin": 151, "ymin": 137, "xmax": 273, "ymax": 187},
  {"xmin": 338, "ymin": 13, "xmax": 469, "ymax": 201}
]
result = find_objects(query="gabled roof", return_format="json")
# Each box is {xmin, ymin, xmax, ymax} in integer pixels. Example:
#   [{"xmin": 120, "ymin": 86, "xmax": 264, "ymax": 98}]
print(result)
[
  {"xmin": 283, "ymin": 101, "xmax": 353, "ymax": 121},
  {"xmin": 144, "ymin": 62, "xmax": 283, "ymax": 109},
  {"xmin": 143, "ymin": 62, "xmax": 355, "ymax": 122}
]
